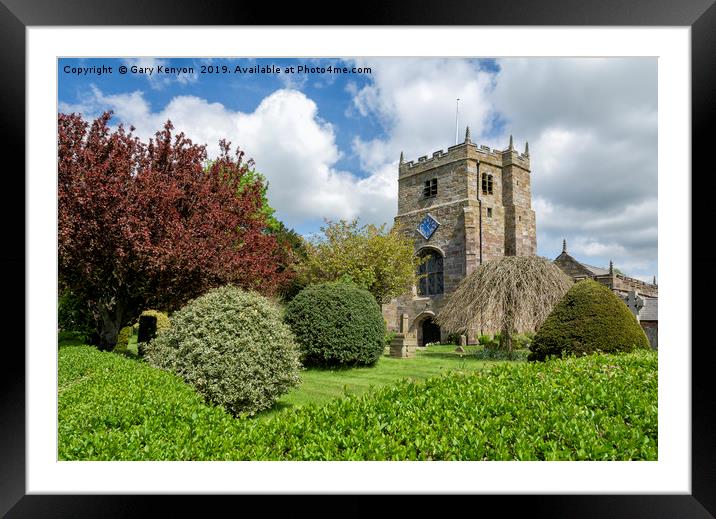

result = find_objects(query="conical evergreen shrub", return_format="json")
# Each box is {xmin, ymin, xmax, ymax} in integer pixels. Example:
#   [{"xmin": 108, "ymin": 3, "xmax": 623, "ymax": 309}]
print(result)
[{"xmin": 529, "ymin": 280, "xmax": 650, "ymax": 361}]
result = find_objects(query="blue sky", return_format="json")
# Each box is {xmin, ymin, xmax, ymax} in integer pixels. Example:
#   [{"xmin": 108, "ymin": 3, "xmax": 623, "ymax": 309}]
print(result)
[{"xmin": 58, "ymin": 57, "xmax": 657, "ymax": 281}]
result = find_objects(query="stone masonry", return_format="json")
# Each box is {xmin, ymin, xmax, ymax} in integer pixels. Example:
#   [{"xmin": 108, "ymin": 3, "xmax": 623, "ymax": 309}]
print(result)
[{"xmin": 382, "ymin": 130, "xmax": 537, "ymax": 347}]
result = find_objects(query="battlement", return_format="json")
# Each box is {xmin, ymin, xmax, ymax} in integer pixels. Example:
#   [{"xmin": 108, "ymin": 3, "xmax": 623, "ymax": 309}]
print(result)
[{"xmin": 399, "ymin": 134, "xmax": 530, "ymax": 178}]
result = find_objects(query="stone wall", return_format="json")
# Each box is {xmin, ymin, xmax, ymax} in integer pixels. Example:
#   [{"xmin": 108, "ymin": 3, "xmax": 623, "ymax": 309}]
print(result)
[{"xmin": 641, "ymin": 320, "xmax": 658, "ymax": 349}]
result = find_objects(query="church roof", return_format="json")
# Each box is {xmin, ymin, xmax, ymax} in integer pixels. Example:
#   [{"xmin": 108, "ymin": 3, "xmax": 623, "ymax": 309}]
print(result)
[{"xmin": 580, "ymin": 263, "xmax": 610, "ymax": 276}]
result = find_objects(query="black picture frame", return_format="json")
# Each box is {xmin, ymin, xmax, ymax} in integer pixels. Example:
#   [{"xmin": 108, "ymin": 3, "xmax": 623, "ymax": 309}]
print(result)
[{"xmin": 3, "ymin": 0, "xmax": 712, "ymax": 515}]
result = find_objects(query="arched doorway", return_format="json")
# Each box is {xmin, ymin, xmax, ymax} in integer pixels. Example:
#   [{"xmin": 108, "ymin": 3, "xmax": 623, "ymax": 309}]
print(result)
[{"xmin": 421, "ymin": 317, "xmax": 441, "ymax": 346}]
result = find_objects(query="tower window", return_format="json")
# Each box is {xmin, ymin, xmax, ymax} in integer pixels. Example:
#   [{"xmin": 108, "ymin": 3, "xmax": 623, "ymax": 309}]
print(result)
[
  {"xmin": 487, "ymin": 207, "xmax": 493, "ymax": 218},
  {"xmin": 423, "ymin": 178, "xmax": 438, "ymax": 198},
  {"xmin": 417, "ymin": 249, "xmax": 444, "ymax": 296},
  {"xmin": 481, "ymin": 173, "xmax": 494, "ymax": 195}
]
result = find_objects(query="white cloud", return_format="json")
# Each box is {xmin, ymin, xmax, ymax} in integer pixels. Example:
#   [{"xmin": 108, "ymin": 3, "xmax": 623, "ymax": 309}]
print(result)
[
  {"xmin": 60, "ymin": 57, "xmax": 658, "ymax": 279},
  {"xmin": 59, "ymin": 86, "xmax": 393, "ymax": 226},
  {"xmin": 349, "ymin": 58, "xmax": 496, "ymax": 171}
]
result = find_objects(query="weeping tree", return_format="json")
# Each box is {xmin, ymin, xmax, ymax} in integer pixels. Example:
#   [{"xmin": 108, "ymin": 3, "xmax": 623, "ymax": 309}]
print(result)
[{"xmin": 436, "ymin": 256, "xmax": 573, "ymax": 356}]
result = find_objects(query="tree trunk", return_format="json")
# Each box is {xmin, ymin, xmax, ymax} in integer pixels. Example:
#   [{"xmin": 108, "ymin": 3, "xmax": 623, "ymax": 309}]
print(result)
[
  {"xmin": 97, "ymin": 305, "xmax": 124, "ymax": 351},
  {"xmin": 500, "ymin": 325, "xmax": 513, "ymax": 359}
]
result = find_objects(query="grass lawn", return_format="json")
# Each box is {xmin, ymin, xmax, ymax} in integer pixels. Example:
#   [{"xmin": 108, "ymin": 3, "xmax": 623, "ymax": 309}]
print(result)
[
  {"xmin": 60, "ymin": 333, "xmax": 512, "ymax": 420},
  {"xmin": 261, "ymin": 344, "xmax": 507, "ymax": 419}
]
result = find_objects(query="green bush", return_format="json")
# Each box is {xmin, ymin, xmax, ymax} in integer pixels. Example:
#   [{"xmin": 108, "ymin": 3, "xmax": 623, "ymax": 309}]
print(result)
[
  {"xmin": 58, "ymin": 289, "xmax": 94, "ymax": 337},
  {"xmin": 284, "ymin": 281, "xmax": 386, "ymax": 366},
  {"xmin": 59, "ymin": 345, "xmax": 657, "ymax": 461},
  {"xmin": 478, "ymin": 333, "xmax": 501, "ymax": 349},
  {"xmin": 113, "ymin": 326, "xmax": 133, "ymax": 353},
  {"xmin": 529, "ymin": 280, "xmax": 650, "ymax": 362},
  {"xmin": 384, "ymin": 331, "xmax": 396, "ymax": 347},
  {"xmin": 137, "ymin": 309, "xmax": 170, "ymax": 344},
  {"xmin": 512, "ymin": 332, "xmax": 534, "ymax": 350},
  {"xmin": 144, "ymin": 285, "xmax": 301, "ymax": 417},
  {"xmin": 446, "ymin": 332, "xmax": 462, "ymax": 345}
]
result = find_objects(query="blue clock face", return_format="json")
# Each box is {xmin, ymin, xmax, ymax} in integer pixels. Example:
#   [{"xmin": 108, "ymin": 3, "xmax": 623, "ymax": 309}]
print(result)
[{"xmin": 417, "ymin": 214, "xmax": 439, "ymax": 240}]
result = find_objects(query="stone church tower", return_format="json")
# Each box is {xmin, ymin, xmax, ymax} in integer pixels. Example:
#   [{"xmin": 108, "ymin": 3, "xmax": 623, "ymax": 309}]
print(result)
[{"xmin": 382, "ymin": 129, "xmax": 536, "ymax": 347}]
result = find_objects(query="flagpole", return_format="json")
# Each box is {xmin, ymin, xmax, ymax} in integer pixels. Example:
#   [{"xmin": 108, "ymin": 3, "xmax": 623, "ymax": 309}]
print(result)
[{"xmin": 455, "ymin": 98, "xmax": 460, "ymax": 145}]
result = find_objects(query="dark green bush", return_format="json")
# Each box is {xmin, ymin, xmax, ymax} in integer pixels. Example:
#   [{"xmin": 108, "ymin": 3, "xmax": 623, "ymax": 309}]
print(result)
[
  {"xmin": 446, "ymin": 332, "xmax": 462, "ymax": 345},
  {"xmin": 529, "ymin": 280, "xmax": 650, "ymax": 361},
  {"xmin": 137, "ymin": 309, "xmax": 170, "ymax": 344},
  {"xmin": 144, "ymin": 285, "xmax": 301, "ymax": 417},
  {"xmin": 285, "ymin": 281, "xmax": 386, "ymax": 366},
  {"xmin": 59, "ymin": 345, "xmax": 657, "ymax": 461},
  {"xmin": 58, "ymin": 289, "xmax": 94, "ymax": 337}
]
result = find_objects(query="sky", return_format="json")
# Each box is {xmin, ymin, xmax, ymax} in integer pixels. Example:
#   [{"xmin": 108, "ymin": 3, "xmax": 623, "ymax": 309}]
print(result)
[{"xmin": 58, "ymin": 57, "xmax": 658, "ymax": 281}]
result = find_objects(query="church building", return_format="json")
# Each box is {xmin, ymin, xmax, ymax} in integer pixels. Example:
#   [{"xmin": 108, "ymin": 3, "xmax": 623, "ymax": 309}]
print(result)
[{"xmin": 382, "ymin": 129, "xmax": 537, "ymax": 347}]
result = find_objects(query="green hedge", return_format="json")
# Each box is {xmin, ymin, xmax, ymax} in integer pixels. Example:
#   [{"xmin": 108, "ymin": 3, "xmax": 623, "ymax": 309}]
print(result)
[
  {"xmin": 285, "ymin": 281, "xmax": 386, "ymax": 366},
  {"xmin": 59, "ymin": 345, "xmax": 657, "ymax": 461},
  {"xmin": 529, "ymin": 280, "xmax": 650, "ymax": 361}
]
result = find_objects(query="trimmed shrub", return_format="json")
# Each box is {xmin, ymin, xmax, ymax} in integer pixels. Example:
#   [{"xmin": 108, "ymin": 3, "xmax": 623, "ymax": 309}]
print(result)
[
  {"xmin": 529, "ymin": 280, "xmax": 650, "ymax": 361},
  {"xmin": 114, "ymin": 326, "xmax": 133, "ymax": 354},
  {"xmin": 137, "ymin": 309, "xmax": 170, "ymax": 344},
  {"xmin": 285, "ymin": 281, "xmax": 386, "ymax": 366},
  {"xmin": 59, "ymin": 346, "xmax": 657, "ymax": 461},
  {"xmin": 144, "ymin": 285, "xmax": 301, "ymax": 417}
]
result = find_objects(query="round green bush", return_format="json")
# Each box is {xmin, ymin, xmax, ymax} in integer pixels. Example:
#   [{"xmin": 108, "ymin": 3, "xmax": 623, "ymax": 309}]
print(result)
[
  {"xmin": 528, "ymin": 280, "xmax": 650, "ymax": 361},
  {"xmin": 285, "ymin": 281, "xmax": 386, "ymax": 366},
  {"xmin": 144, "ymin": 285, "xmax": 302, "ymax": 417}
]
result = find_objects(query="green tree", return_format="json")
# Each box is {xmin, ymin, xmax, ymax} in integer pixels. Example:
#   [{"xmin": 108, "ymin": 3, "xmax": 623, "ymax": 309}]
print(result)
[
  {"xmin": 206, "ymin": 159, "xmax": 281, "ymax": 232},
  {"xmin": 296, "ymin": 219, "xmax": 419, "ymax": 304}
]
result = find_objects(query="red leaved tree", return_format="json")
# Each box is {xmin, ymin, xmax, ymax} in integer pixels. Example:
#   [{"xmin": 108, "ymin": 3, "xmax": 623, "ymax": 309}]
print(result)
[{"xmin": 58, "ymin": 111, "xmax": 292, "ymax": 350}]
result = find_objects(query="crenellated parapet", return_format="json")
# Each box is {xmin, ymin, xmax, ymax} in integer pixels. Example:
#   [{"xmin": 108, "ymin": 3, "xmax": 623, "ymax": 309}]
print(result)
[{"xmin": 399, "ymin": 136, "xmax": 530, "ymax": 179}]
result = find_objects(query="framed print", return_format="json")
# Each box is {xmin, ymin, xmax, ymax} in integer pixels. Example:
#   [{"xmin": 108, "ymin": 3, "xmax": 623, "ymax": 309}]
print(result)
[{"xmin": 4, "ymin": 0, "xmax": 714, "ymax": 515}]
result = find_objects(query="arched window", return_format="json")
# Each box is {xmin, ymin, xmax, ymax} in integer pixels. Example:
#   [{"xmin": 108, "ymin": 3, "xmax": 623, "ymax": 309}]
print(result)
[{"xmin": 417, "ymin": 249, "xmax": 444, "ymax": 296}]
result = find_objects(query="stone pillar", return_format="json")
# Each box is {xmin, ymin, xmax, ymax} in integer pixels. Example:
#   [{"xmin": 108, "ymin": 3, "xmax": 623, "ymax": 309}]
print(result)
[
  {"xmin": 390, "ymin": 332, "xmax": 417, "ymax": 358},
  {"xmin": 463, "ymin": 206, "xmax": 478, "ymax": 276}
]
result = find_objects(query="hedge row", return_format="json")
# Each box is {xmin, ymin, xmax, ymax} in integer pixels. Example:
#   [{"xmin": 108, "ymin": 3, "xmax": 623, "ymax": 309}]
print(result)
[{"xmin": 59, "ymin": 345, "xmax": 657, "ymax": 461}]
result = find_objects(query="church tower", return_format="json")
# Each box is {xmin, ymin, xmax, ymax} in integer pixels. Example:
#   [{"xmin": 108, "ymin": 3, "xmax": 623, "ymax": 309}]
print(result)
[{"xmin": 383, "ymin": 130, "xmax": 537, "ymax": 346}]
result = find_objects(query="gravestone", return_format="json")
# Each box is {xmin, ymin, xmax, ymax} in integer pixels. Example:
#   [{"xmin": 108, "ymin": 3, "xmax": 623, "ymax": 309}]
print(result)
[{"xmin": 624, "ymin": 290, "xmax": 644, "ymax": 321}]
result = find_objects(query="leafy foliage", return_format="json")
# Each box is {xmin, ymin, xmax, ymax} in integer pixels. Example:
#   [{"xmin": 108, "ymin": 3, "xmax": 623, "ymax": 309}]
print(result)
[
  {"xmin": 114, "ymin": 326, "xmax": 133, "ymax": 354},
  {"xmin": 59, "ymin": 346, "xmax": 657, "ymax": 460},
  {"xmin": 529, "ymin": 280, "xmax": 650, "ymax": 361},
  {"xmin": 137, "ymin": 309, "xmax": 170, "ymax": 345},
  {"xmin": 58, "ymin": 112, "xmax": 291, "ymax": 349},
  {"xmin": 58, "ymin": 289, "xmax": 95, "ymax": 339},
  {"xmin": 285, "ymin": 280, "xmax": 386, "ymax": 366},
  {"xmin": 296, "ymin": 219, "xmax": 418, "ymax": 304},
  {"xmin": 144, "ymin": 285, "xmax": 301, "ymax": 416}
]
